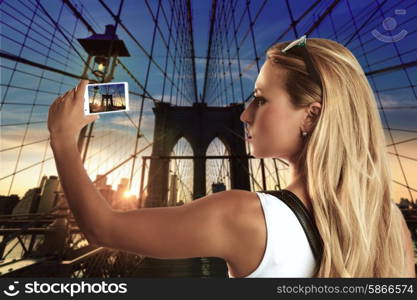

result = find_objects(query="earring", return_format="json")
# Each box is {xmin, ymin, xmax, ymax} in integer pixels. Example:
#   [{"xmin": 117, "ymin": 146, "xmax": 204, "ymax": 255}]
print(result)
[{"xmin": 302, "ymin": 131, "xmax": 308, "ymax": 137}]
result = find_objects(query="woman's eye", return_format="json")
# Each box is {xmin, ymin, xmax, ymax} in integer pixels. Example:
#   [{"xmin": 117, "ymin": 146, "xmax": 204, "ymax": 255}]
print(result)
[
  {"xmin": 255, "ymin": 97, "xmax": 266, "ymax": 106},
  {"xmin": 245, "ymin": 96, "xmax": 266, "ymax": 109}
]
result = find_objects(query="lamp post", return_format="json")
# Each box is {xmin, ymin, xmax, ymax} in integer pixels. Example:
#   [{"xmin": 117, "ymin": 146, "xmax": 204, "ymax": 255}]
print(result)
[{"xmin": 77, "ymin": 24, "xmax": 130, "ymax": 160}]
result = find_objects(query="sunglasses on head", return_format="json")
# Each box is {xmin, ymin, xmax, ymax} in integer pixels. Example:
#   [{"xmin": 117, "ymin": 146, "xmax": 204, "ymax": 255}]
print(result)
[
  {"xmin": 244, "ymin": 35, "xmax": 322, "ymax": 107},
  {"xmin": 281, "ymin": 35, "xmax": 323, "ymax": 91}
]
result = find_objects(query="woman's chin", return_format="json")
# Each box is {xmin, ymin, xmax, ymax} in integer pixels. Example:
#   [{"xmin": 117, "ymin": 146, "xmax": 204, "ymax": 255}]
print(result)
[
  {"xmin": 250, "ymin": 147, "xmax": 283, "ymax": 159},
  {"xmin": 250, "ymin": 149, "xmax": 266, "ymax": 159},
  {"xmin": 250, "ymin": 143, "xmax": 277, "ymax": 159}
]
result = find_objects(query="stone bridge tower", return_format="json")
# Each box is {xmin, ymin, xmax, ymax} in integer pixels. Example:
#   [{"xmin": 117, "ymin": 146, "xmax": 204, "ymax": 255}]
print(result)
[{"xmin": 144, "ymin": 102, "xmax": 250, "ymax": 207}]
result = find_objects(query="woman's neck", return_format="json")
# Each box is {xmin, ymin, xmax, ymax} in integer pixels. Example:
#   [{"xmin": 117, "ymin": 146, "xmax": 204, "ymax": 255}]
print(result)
[
  {"xmin": 288, "ymin": 162, "xmax": 305, "ymax": 187},
  {"xmin": 286, "ymin": 162, "xmax": 312, "ymax": 213}
]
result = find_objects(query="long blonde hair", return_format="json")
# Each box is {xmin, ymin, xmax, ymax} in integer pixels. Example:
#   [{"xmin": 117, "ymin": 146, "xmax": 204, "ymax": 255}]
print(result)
[{"xmin": 266, "ymin": 38, "xmax": 408, "ymax": 277}]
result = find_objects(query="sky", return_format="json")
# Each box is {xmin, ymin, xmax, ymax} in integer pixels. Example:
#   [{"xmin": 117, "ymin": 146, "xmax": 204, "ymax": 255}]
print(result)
[{"xmin": 0, "ymin": 0, "xmax": 416, "ymax": 204}]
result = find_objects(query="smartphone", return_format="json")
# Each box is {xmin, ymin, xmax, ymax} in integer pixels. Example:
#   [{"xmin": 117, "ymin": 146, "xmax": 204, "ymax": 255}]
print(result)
[{"xmin": 84, "ymin": 82, "xmax": 129, "ymax": 115}]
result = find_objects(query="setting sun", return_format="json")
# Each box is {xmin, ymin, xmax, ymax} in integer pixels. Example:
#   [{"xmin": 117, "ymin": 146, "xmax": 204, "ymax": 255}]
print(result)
[{"xmin": 123, "ymin": 190, "xmax": 135, "ymax": 198}]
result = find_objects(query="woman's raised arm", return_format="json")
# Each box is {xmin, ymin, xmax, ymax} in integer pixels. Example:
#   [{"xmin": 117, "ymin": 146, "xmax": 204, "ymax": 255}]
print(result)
[
  {"xmin": 96, "ymin": 190, "xmax": 239, "ymax": 260},
  {"xmin": 50, "ymin": 128, "xmax": 240, "ymax": 260},
  {"xmin": 48, "ymin": 80, "xmax": 241, "ymax": 261},
  {"xmin": 50, "ymin": 134, "xmax": 113, "ymax": 244}
]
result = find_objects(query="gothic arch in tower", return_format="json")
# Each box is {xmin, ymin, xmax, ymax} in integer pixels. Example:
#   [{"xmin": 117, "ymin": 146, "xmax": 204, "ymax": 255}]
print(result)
[{"xmin": 144, "ymin": 102, "xmax": 250, "ymax": 207}]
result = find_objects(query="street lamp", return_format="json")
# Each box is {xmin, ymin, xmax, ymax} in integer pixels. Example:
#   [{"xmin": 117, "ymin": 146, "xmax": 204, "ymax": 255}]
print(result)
[
  {"xmin": 92, "ymin": 56, "xmax": 108, "ymax": 78},
  {"xmin": 76, "ymin": 24, "xmax": 130, "ymax": 162},
  {"xmin": 78, "ymin": 24, "xmax": 130, "ymax": 83}
]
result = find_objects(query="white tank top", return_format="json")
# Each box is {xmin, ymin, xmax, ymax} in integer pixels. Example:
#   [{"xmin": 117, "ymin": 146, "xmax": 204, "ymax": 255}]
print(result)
[{"xmin": 228, "ymin": 191, "xmax": 317, "ymax": 278}]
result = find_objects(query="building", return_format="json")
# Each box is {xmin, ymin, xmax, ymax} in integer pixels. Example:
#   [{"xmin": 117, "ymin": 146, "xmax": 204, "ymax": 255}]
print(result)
[
  {"xmin": 95, "ymin": 174, "xmax": 115, "ymax": 205},
  {"xmin": 0, "ymin": 194, "xmax": 20, "ymax": 215},
  {"xmin": 212, "ymin": 182, "xmax": 226, "ymax": 193},
  {"xmin": 112, "ymin": 178, "xmax": 138, "ymax": 210},
  {"xmin": 37, "ymin": 175, "xmax": 59, "ymax": 213},
  {"xmin": 12, "ymin": 188, "xmax": 41, "ymax": 215},
  {"xmin": 399, "ymin": 197, "xmax": 412, "ymax": 210}
]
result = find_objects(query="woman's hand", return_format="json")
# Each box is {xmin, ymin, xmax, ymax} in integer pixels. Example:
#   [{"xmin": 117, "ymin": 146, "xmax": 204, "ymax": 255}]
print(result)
[{"xmin": 48, "ymin": 79, "xmax": 99, "ymax": 143}]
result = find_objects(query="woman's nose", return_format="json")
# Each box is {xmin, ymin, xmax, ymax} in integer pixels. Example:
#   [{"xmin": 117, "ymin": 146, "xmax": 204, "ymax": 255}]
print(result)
[{"xmin": 240, "ymin": 107, "xmax": 250, "ymax": 124}]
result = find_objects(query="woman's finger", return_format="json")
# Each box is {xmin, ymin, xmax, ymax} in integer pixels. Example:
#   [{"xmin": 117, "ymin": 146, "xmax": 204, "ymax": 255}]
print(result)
[
  {"xmin": 67, "ymin": 88, "xmax": 75, "ymax": 101},
  {"xmin": 54, "ymin": 91, "xmax": 68, "ymax": 105},
  {"xmin": 59, "ymin": 89, "xmax": 74, "ymax": 103},
  {"xmin": 75, "ymin": 80, "xmax": 88, "ymax": 102}
]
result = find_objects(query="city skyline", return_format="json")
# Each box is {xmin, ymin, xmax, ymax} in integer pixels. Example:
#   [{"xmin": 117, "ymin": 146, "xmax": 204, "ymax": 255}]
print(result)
[{"xmin": 0, "ymin": 174, "xmax": 140, "ymax": 216}]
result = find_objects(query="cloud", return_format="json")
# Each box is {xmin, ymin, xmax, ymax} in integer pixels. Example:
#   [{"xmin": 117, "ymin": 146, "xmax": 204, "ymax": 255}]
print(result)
[
  {"xmin": 378, "ymin": 93, "xmax": 417, "ymax": 108},
  {"xmin": 108, "ymin": 112, "xmax": 155, "ymax": 137}
]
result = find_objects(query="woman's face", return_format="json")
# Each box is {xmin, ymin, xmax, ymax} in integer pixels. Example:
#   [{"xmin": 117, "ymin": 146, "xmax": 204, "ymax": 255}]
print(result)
[{"xmin": 240, "ymin": 60, "xmax": 306, "ymax": 161}]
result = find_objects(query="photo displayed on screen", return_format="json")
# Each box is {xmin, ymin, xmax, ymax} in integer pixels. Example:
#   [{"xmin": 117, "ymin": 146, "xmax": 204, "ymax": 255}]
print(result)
[{"xmin": 87, "ymin": 83, "xmax": 127, "ymax": 114}]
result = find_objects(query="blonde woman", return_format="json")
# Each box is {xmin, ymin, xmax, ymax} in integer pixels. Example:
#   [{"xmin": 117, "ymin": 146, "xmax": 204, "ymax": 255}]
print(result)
[{"xmin": 48, "ymin": 36, "xmax": 415, "ymax": 277}]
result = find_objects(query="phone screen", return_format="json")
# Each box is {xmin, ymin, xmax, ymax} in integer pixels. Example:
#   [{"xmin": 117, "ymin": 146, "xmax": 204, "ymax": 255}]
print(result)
[{"xmin": 84, "ymin": 82, "xmax": 129, "ymax": 115}]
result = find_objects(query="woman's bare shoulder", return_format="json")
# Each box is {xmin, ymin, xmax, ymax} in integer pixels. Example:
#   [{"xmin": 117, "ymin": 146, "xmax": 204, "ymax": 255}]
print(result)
[
  {"xmin": 219, "ymin": 189, "xmax": 262, "ymax": 218},
  {"xmin": 219, "ymin": 189, "xmax": 267, "ymax": 276},
  {"xmin": 195, "ymin": 189, "xmax": 258, "ymax": 210},
  {"xmin": 218, "ymin": 189, "xmax": 266, "ymax": 240},
  {"xmin": 189, "ymin": 189, "xmax": 261, "ymax": 234}
]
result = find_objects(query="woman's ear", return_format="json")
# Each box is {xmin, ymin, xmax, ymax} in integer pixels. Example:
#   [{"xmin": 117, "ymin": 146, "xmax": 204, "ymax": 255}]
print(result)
[{"xmin": 302, "ymin": 102, "xmax": 321, "ymax": 132}]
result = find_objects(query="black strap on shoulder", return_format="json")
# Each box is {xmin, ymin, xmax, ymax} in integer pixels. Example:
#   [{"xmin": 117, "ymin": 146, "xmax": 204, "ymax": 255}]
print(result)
[{"xmin": 258, "ymin": 189, "xmax": 323, "ymax": 266}]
